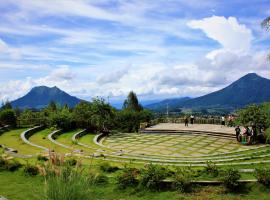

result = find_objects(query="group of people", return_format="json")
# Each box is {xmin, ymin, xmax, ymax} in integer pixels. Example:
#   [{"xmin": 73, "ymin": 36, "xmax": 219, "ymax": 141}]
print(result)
[
  {"xmin": 235, "ymin": 125, "xmax": 265, "ymax": 145},
  {"xmin": 235, "ymin": 126, "xmax": 253, "ymax": 144},
  {"xmin": 184, "ymin": 115, "xmax": 195, "ymax": 127},
  {"xmin": 220, "ymin": 115, "xmax": 235, "ymax": 127}
]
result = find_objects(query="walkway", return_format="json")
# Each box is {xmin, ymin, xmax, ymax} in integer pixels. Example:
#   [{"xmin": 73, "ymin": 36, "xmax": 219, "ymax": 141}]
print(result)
[{"xmin": 147, "ymin": 123, "xmax": 235, "ymax": 134}]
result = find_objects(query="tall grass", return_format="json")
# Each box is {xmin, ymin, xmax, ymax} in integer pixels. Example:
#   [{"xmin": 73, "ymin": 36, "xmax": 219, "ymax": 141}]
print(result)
[{"xmin": 42, "ymin": 152, "xmax": 91, "ymax": 200}]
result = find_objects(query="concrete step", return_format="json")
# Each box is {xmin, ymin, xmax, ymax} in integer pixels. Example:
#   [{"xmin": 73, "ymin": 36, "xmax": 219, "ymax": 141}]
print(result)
[{"xmin": 142, "ymin": 129, "xmax": 235, "ymax": 139}]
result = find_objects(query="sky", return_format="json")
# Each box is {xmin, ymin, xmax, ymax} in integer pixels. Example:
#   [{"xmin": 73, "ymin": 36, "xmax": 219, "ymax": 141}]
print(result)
[{"xmin": 0, "ymin": 0, "xmax": 270, "ymax": 103}]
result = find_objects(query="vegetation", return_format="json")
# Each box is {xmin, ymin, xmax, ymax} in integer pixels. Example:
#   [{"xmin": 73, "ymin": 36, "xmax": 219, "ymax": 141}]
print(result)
[
  {"xmin": 0, "ymin": 91, "xmax": 152, "ymax": 134},
  {"xmin": 173, "ymin": 168, "xmax": 194, "ymax": 193},
  {"xmin": 139, "ymin": 163, "xmax": 167, "ymax": 191},
  {"xmin": 220, "ymin": 168, "xmax": 241, "ymax": 192},
  {"xmin": 255, "ymin": 168, "xmax": 270, "ymax": 187},
  {"xmin": 116, "ymin": 167, "xmax": 139, "ymax": 189},
  {"xmin": 99, "ymin": 162, "xmax": 119, "ymax": 173}
]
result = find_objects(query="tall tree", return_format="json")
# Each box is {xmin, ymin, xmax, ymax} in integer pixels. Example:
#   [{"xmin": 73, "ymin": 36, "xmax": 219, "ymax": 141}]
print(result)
[
  {"xmin": 1, "ymin": 101, "xmax": 12, "ymax": 111},
  {"xmin": 262, "ymin": 16, "xmax": 270, "ymax": 31},
  {"xmin": 0, "ymin": 109, "xmax": 17, "ymax": 127},
  {"xmin": 123, "ymin": 91, "xmax": 143, "ymax": 112},
  {"xmin": 262, "ymin": 16, "xmax": 270, "ymax": 60},
  {"xmin": 91, "ymin": 98, "xmax": 115, "ymax": 132}
]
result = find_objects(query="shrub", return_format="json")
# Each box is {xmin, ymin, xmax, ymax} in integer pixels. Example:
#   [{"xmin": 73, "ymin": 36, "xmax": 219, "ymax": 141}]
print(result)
[
  {"xmin": 99, "ymin": 162, "xmax": 119, "ymax": 173},
  {"xmin": 24, "ymin": 164, "xmax": 39, "ymax": 176},
  {"xmin": 116, "ymin": 167, "xmax": 139, "ymax": 189},
  {"xmin": 173, "ymin": 168, "xmax": 194, "ymax": 193},
  {"xmin": 4, "ymin": 160, "xmax": 22, "ymax": 171},
  {"xmin": 87, "ymin": 171, "xmax": 108, "ymax": 186},
  {"xmin": 265, "ymin": 128, "xmax": 270, "ymax": 144},
  {"xmin": 204, "ymin": 161, "xmax": 219, "ymax": 177},
  {"xmin": 65, "ymin": 158, "xmax": 77, "ymax": 166},
  {"xmin": 0, "ymin": 157, "xmax": 6, "ymax": 170},
  {"xmin": 220, "ymin": 168, "xmax": 241, "ymax": 191},
  {"xmin": 37, "ymin": 154, "xmax": 49, "ymax": 162},
  {"xmin": 139, "ymin": 163, "xmax": 167, "ymax": 191},
  {"xmin": 255, "ymin": 168, "xmax": 270, "ymax": 186}
]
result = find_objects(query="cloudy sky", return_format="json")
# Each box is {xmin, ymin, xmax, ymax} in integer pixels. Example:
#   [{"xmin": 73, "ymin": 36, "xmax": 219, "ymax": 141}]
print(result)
[{"xmin": 0, "ymin": 0, "xmax": 270, "ymax": 103}]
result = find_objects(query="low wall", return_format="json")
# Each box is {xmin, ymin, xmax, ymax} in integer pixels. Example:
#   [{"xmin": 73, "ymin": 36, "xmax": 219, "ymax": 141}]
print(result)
[
  {"xmin": 20, "ymin": 126, "xmax": 48, "ymax": 151},
  {"xmin": 72, "ymin": 129, "xmax": 87, "ymax": 141}
]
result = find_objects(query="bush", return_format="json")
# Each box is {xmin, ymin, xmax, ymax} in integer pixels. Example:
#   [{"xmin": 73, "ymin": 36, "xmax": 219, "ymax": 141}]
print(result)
[
  {"xmin": 65, "ymin": 158, "xmax": 77, "ymax": 166},
  {"xmin": 255, "ymin": 168, "xmax": 270, "ymax": 186},
  {"xmin": 87, "ymin": 171, "xmax": 108, "ymax": 186},
  {"xmin": 4, "ymin": 160, "xmax": 22, "ymax": 171},
  {"xmin": 220, "ymin": 168, "xmax": 241, "ymax": 191},
  {"xmin": 265, "ymin": 128, "xmax": 270, "ymax": 144},
  {"xmin": 24, "ymin": 164, "xmax": 39, "ymax": 176},
  {"xmin": 173, "ymin": 168, "xmax": 193, "ymax": 193},
  {"xmin": 139, "ymin": 163, "xmax": 167, "ymax": 191},
  {"xmin": 116, "ymin": 167, "xmax": 139, "ymax": 189},
  {"xmin": 0, "ymin": 157, "xmax": 6, "ymax": 170},
  {"xmin": 99, "ymin": 162, "xmax": 119, "ymax": 173},
  {"xmin": 204, "ymin": 161, "xmax": 219, "ymax": 177},
  {"xmin": 37, "ymin": 154, "xmax": 49, "ymax": 161}
]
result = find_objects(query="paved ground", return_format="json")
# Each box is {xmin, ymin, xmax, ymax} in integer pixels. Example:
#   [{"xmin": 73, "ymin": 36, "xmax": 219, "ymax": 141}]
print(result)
[
  {"xmin": 147, "ymin": 123, "xmax": 236, "ymax": 134},
  {"xmin": 102, "ymin": 123, "xmax": 262, "ymax": 157},
  {"xmin": 103, "ymin": 133, "xmax": 259, "ymax": 157}
]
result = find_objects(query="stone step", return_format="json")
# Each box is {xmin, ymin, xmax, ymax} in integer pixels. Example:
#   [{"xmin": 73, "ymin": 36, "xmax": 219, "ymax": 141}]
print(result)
[{"xmin": 142, "ymin": 130, "xmax": 235, "ymax": 139}]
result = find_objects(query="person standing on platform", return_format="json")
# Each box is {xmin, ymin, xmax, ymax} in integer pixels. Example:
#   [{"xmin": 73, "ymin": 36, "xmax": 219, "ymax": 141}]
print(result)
[
  {"xmin": 235, "ymin": 126, "xmax": 241, "ymax": 142},
  {"xmin": 190, "ymin": 115, "xmax": 194, "ymax": 125},
  {"xmin": 184, "ymin": 116, "xmax": 189, "ymax": 127},
  {"xmin": 221, "ymin": 116, "xmax": 225, "ymax": 127}
]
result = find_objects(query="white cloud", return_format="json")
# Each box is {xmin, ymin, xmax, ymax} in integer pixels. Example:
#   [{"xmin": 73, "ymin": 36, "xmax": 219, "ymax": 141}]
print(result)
[
  {"xmin": 188, "ymin": 16, "xmax": 253, "ymax": 53},
  {"xmin": 97, "ymin": 68, "xmax": 128, "ymax": 84},
  {"xmin": 0, "ymin": 38, "xmax": 21, "ymax": 60}
]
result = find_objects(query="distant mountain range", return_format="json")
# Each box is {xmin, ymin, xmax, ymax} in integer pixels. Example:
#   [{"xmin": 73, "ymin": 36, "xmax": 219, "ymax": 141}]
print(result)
[
  {"xmin": 11, "ymin": 86, "xmax": 82, "ymax": 109},
  {"xmin": 146, "ymin": 73, "xmax": 270, "ymax": 112},
  {"xmin": 8, "ymin": 73, "xmax": 270, "ymax": 112}
]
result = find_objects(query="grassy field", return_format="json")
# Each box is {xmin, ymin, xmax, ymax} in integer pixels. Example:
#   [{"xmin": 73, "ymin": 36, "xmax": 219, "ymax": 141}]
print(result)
[
  {"xmin": 28, "ymin": 129, "xmax": 69, "ymax": 153},
  {"xmin": 1, "ymin": 169, "xmax": 270, "ymax": 200},
  {"xmin": 0, "ymin": 128, "xmax": 42, "ymax": 155}
]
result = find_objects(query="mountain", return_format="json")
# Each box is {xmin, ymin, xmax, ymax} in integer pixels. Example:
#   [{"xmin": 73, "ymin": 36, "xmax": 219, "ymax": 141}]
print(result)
[
  {"xmin": 147, "ymin": 73, "xmax": 270, "ymax": 112},
  {"xmin": 145, "ymin": 97, "xmax": 191, "ymax": 111},
  {"xmin": 11, "ymin": 86, "xmax": 83, "ymax": 109}
]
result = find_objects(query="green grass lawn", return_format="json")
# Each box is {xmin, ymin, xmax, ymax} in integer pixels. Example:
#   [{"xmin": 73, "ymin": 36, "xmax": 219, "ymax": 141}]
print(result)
[
  {"xmin": 0, "ymin": 128, "xmax": 42, "ymax": 155},
  {"xmin": 1, "ymin": 169, "xmax": 270, "ymax": 200},
  {"xmin": 0, "ymin": 170, "xmax": 44, "ymax": 200},
  {"xmin": 28, "ymin": 129, "xmax": 70, "ymax": 153},
  {"xmin": 56, "ymin": 130, "xmax": 96, "ymax": 154},
  {"xmin": 56, "ymin": 129, "xmax": 81, "ymax": 146}
]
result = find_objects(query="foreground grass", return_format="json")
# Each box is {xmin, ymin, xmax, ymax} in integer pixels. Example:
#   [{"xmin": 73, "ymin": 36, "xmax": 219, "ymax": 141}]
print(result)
[{"xmin": 1, "ymin": 169, "xmax": 270, "ymax": 200}]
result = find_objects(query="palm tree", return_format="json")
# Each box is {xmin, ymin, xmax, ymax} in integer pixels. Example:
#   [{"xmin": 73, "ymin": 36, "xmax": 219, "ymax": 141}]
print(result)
[{"xmin": 261, "ymin": 16, "xmax": 270, "ymax": 31}]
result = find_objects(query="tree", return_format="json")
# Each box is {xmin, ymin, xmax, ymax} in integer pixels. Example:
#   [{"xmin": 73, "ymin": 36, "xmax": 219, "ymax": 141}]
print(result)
[
  {"xmin": 73, "ymin": 101, "xmax": 92, "ymax": 129},
  {"xmin": 0, "ymin": 109, "xmax": 17, "ymax": 127},
  {"xmin": 90, "ymin": 98, "xmax": 115, "ymax": 132},
  {"xmin": 48, "ymin": 106, "xmax": 75, "ymax": 131},
  {"xmin": 262, "ymin": 16, "xmax": 270, "ymax": 60},
  {"xmin": 237, "ymin": 104, "xmax": 267, "ymax": 129},
  {"xmin": 48, "ymin": 101, "xmax": 57, "ymax": 112},
  {"xmin": 123, "ymin": 91, "xmax": 143, "ymax": 112},
  {"xmin": 262, "ymin": 16, "xmax": 270, "ymax": 31},
  {"xmin": 1, "ymin": 101, "xmax": 12, "ymax": 111}
]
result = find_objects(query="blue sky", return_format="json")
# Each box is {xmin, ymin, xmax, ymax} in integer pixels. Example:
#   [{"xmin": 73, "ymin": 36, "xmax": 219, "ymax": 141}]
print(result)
[{"xmin": 0, "ymin": 0, "xmax": 270, "ymax": 103}]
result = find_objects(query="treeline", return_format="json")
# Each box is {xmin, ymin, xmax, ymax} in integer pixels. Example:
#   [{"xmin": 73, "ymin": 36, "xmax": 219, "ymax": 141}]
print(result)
[
  {"xmin": 0, "ymin": 91, "xmax": 152, "ymax": 133},
  {"xmin": 236, "ymin": 102, "xmax": 270, "ymax": 143}
]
